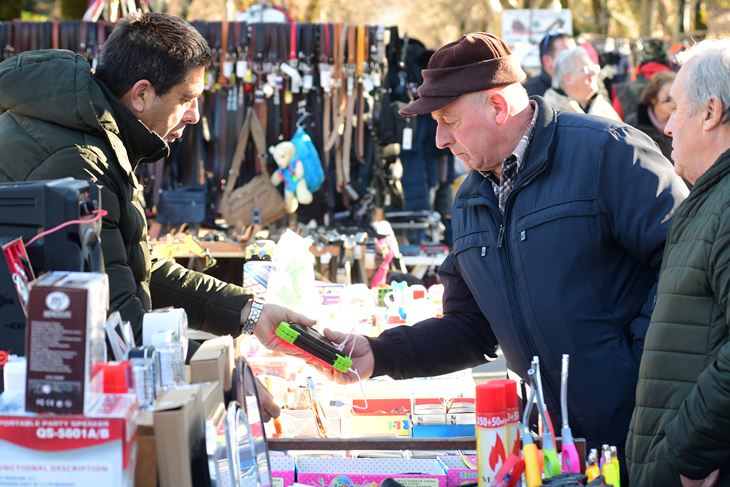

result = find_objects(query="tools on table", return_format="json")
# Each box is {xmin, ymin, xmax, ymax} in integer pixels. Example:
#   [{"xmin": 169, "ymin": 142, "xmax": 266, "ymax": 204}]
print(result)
[
  {"xmin": 560, "ymin": 354, "xmax": 580, "ymax": 473},
  {"xmin": 489, "ymin": 354, "xmax": 622, "ymax": 486}
]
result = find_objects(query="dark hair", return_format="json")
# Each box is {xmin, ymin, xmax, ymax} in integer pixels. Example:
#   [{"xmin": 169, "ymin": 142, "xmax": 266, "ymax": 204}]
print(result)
[
  {"xmin": 640, "ymin": 38, "xmax": 669, "ymax": 66},
  {"xmin": 640, "ymin": 70, "xmax": 676, "ymax": 106},
  {"xmin": 95, "ymin": 12, "xmax": 211, "ymax": 97},
  {"xmin": 539, "ymin": 31, "xmax": 572, "ymax": 61}
]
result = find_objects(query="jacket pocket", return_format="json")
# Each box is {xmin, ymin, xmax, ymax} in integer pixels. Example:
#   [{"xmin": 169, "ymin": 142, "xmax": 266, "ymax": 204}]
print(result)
[
  {"xmin": 452, "ymin": 231, "xmax": 491, "ymax": 260},
  {"xmin": 517, "ymin": 198, "xmax": 600, "ymax": 232},
  {"xmin": 451, "ymin": 231, "xmax": 495, "ymax": 310}
]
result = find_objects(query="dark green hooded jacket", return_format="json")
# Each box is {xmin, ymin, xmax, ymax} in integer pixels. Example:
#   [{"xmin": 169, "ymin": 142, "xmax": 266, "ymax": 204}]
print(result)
[
  {"xmin": 0, "ymin": 49, "xmax": 249, "ymax": 342},
  {"xmin": 627, "ymin": 148, "xmax": 730, "ymax": 485}
]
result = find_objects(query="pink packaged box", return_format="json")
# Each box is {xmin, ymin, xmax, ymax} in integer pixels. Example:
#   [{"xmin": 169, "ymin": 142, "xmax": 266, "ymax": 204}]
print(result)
[
  {"xmin": 296, "ymin": 457, "xmax": 447, "ymax": 486},
  {"xmin": 270, "ymin": 453, "xmax": 295, "ymax": 487},
  {"xmin": 437, "ymin": 455, "xmax": 477, "ymax": 487}
]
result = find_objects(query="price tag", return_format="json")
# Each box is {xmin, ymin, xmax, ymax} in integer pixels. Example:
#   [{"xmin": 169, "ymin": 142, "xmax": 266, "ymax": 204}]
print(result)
[
  {"xmin": 236, "ymin": 60, "xmax": 247, "ymax": 78},
  {"xmin": 402, "ymin": 127, "xmax": 413, "ymax": 151}
]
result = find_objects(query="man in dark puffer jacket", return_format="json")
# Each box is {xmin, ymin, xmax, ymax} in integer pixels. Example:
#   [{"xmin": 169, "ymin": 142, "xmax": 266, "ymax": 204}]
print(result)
[
  {"xmin": 0, "ymin": 13, "xmax": 314, "ymax": 419},
  {"xmin": 627, "ymin": 39, "xmax": 730, "ymax": 486}
]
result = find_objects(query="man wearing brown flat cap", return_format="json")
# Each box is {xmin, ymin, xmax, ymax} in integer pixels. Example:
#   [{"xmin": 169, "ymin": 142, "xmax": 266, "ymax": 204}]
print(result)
[{"xmin": 320, "ymin": 32, "xmax": 688, "ymax": 467}]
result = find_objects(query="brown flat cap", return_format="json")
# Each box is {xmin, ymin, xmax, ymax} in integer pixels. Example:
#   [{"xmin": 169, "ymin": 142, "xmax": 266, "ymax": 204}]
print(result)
[{"xmin": 400, "ymin": 32, "xmax": 526, "ymax": 116}]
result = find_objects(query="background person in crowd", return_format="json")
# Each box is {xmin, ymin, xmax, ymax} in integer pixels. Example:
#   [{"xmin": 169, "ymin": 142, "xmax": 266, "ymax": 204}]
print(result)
[
  {"xmin": 544, "ymin": 46, "xmax": 622, "ymax": 121},
  {"xmin": 0, "ymin": 12, "xmax": 314, "ymax": 420},
  {"xmin": 612, "ymin": 38, "xmax": 673, "ymax": 120},
  {"xmin": 627, "ymin": 39, "xmax": 730, "ymax": 487},
  {"xmin": 625, "ymin": 70, "xmax": 675, "ymax": 161},
  {"xmin": 317, "ymin": 32, "xmax": 687, "ymax": 469},
  {"xmin": 523, "ymin": 30, "xmax": 576, "ymax": 97}
]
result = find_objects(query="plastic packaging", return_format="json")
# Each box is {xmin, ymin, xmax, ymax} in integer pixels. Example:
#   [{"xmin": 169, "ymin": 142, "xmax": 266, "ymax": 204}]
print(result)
[
  {"xmin": 151, "ymin": 330, "xmax": 184, "ymax": 391},
  {"xmin": 2, "ymin": 355, "xmax": 26, "ymax": 394},
  {"xmin": 265, "ymin": 230, "xmax": 317, "ymax": 315},
  {"xmin": 128, "ymin": 346, "xmax": 158, "ymax": 409}
]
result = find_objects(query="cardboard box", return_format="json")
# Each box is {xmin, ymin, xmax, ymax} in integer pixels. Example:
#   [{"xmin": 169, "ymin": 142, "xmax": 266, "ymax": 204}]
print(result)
[
  {"xmin": 0, "ymin": 393, "xmax": 137, "ymax": 487},
  {"xmin": 153, "ymin": 385, "xmax": 207, "ymax": 487},
  {"xmin": 296, "ymin": 457, "xmax": 447, "ymax": 486},
  {"xmin": 341, "ymin": 398, "xmax": 411, "ymax": 437},
  {"xmin": 134, "ymin": 410, "xmax": 156, "ymax": 487},
  {"xmin": 134, "ymin": 382, "xmax": 222, "ymax": 487},
  {"xmin": 190, "ymin": 336, "xmax": 234, "ymax": 391},
  {"xmin": 25, "ymin": 272, "xmax": 108, "ymax": 415},
  {"xmin": 438, "ymin": 455, "xmax": 477, "ymax": 487},
  {"xmin": 270, "ymin": 453, "xmax": 295, "ymax": 487},
  {"xmin": 411, "ymin": 424, "xmax": 475, "ymax": 438},
  {"xmin": 199, "ymin": 380, "xmax": 224, "ymax": 422}
]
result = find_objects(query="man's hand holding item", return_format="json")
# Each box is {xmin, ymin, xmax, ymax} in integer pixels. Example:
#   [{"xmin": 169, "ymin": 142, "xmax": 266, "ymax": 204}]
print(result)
[
  {"xmin": 253, "ymin": 374, "xmax": 281, "ymax": 422},
  {"xmin": 316, "ymin": 329, "xmax": 374, "ymax": 384},
  {"xmin": 241, "ymin": 301, "xmax": 316, "ymax": 353}
]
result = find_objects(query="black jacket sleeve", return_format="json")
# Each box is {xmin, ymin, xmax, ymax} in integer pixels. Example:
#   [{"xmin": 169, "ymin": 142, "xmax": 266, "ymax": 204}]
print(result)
[
  {"xmin": 368, "ymin": 252, "xmax": 498, "ymax": 379},
  {"xmin": 149, "ymin": 257, "xmax": 251, "ymax": 338}
]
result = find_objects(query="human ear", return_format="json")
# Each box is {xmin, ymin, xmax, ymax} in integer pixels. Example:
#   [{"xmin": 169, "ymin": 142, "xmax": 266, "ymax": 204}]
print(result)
[
  {"xmin": 122, "ymin": 79, "xmax": 155, "ymax": 114},
  {"xmin": 703, "ymin": 97, "xmax": 725, "ymax": 131},
  {"xmin": 490, "ymin": 91, "xmax": 510, "ymax": 125}
]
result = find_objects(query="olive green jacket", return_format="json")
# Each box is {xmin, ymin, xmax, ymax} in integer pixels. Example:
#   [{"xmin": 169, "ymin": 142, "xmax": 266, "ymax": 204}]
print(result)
[
  {"xmin": 0, "ymin": 49, "xmax": 249, "ymax": 342},
  {"xmin": 627, "ymin": 147, "xmax": 730, "ymax": 485}
]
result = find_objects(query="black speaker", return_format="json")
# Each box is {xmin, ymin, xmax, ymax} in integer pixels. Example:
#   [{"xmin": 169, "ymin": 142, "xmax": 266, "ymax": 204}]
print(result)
[{"xmin": 0, "ymin": 177, "xmax": 103, "ymax": 392}]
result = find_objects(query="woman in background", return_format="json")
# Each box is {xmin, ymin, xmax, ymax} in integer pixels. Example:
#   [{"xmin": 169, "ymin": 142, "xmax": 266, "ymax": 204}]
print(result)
[{"xmin": 625, "ymin": 71, "xmax": 675, "ymax": 162}]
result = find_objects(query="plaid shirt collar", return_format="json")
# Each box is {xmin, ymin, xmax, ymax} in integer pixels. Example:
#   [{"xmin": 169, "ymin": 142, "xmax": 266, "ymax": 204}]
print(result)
[{"xmin": 481, "ymin": 101, "xmax": 539, "ymax": 212}]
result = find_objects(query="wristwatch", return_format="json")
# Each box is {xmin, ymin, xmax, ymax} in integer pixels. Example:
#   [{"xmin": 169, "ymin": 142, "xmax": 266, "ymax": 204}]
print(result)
[{"xmin": 241, "ymin": 299, "xmax": 265, "ymax": 335}]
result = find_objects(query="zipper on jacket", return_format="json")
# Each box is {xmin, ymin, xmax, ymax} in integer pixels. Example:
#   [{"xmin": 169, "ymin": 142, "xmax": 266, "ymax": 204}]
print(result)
[
  {"xmin": 496, "ymin": 161, "xmax": 561, "ymax": 408},
  {"xmin": 495, "ymin": 207, "xmax": 537, "ymax": 366}
]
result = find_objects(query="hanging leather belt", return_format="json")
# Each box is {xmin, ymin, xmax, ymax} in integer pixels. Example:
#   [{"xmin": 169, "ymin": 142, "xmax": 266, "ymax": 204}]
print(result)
[
  {"xmin": 328, "ymin": 23, "xmax": 345, "ymax": 191},
  {"xmin": 78, "ymin": 21, "xmax": 88, "ymax": 60},
  {"xmin": 252, "ymin": 22, "xmax": 268, "ymax": 171},
  {"xmin": 339, "ymin": 25, "xmax": 358, "ymax": 190},
  {"xmin": 51, "ymin": 20, "xmax": 59, "ymax": 50},
  {"xmin": 218, "ymin": 19, "xmax": 229, "ymax": 87},
  {"xmin": 354, "ymin": 25, "xmax": 367, "ymax": 164},
  {"xmin": 0, "ymin": 22, "xmax": 13, "ymax": 59},
  {"xmin": 12, "ymin": 20, "xmax": 22, "ymax": 54},
  {"xmin": 319, "ymin": 23, "xmax": 333, "ymax": 169}
]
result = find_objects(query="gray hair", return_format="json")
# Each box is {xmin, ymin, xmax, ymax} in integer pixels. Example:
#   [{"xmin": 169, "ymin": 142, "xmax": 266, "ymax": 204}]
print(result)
[
  {"xmin": 676, "ymin": 39, "xmax": 730, "ymax": 121},
  {"xmin": 551, "ymin": 47, "xmax": 591, "ymax": 90}
]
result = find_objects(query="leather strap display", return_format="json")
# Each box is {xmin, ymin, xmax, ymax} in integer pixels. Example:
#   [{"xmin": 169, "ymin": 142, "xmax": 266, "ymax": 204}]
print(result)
[
  {"xmin": 223, "ymin": 108, "xmax": 270, "ymax": 202},
  {"xmin": 218, "ymin": 19, "xmax": 229, "ymax": 87},
  {"xmin": 355, "ymin": 25, "xmax": 367, "ymax": 163}
]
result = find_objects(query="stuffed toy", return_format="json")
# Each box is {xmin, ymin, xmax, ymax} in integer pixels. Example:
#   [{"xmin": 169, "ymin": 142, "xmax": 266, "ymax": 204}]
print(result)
[{"xmin": 269, "ymin": 141, "xmax": 313, "ymax": 213}]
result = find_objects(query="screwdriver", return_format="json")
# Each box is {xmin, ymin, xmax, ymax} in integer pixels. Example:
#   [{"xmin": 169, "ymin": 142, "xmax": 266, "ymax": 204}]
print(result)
[
  {"xmin": 610, "ymin": 445, "xmax": 621, "ymax": 487},
  {"xmin": 560, "ymin": 355, "xmax": 580, "ymax": 473},
  {"xmin": 602, "ymin": 445, "xmax": 619, "ymax": 486},
  {"xmin": 585, "ymin": 449, "xmax": 600, "ymax": 482},
  {"xmin": 530, "ymin": 358, "xmax": 560, "ymax": 479},
  {"xmin": 521, "ymin": 370, "xmax": 542, "ymax": 487}
]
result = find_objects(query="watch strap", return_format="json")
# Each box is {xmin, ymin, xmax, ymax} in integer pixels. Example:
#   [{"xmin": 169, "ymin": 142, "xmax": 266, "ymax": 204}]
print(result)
[{"xmin": 241, "ymin": 299, "xmax": 265, "ymax": 335}]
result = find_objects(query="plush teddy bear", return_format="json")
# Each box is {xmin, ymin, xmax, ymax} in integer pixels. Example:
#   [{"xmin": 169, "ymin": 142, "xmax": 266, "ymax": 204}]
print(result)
[{"xmin": 269, "ymin": 141, "xmax": 313, "ymax": 214}]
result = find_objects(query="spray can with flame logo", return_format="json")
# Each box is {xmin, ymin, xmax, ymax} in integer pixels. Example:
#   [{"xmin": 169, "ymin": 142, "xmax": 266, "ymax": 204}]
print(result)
[
  {"xmin": 476, "ymin": 381, "xmax": 509, "ymax": 486},
  {"xmin": 491, "ymin": 379, "xmax": 520, "ymax": 456}
]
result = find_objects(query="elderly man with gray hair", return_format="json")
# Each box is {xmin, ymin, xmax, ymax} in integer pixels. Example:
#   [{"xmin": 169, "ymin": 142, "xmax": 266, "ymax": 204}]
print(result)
[
  {"xmin": 316, "ymin": 32, "xmax": 687, "ymax": 478},
  {"xmin": 543, "ymin": 46, "xmax": 621, "ymax": 121},
  {"xmin": 627, "ymin": 38, "xmax": 730, "ymax": 487}
]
